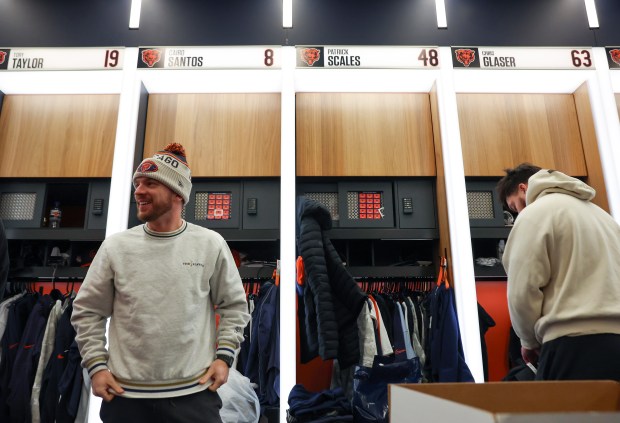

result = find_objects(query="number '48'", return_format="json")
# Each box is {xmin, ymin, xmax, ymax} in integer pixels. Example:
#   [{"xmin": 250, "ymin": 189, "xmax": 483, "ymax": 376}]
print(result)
[{"xmin": 418, "ymin": 49, "xmax": 439, "ymax": 67}]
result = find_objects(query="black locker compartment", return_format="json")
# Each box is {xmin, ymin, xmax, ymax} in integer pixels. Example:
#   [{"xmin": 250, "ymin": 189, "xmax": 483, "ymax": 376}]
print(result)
[
  {"xmin": 296, "ymin": 180, "xmax": 396, "ymax": 229},
  {"xmin": 45, "ymin": 182, "xmax": 89, "ymax": 228},
  {"xmin": 0, "ymin": 181, "xmax": 46, "ymax": 229},
  {"xmin": 466, "ymin": 179, "xmax": 510, "ymax": 280},
  {"xmin": 86, "ymin": 180, "xmax": 110, "ymax": 230},
  {"xmin": 296, "ymin": 178, "xmax": 438, "ymax": 280},
  {"xmin": 338, "ymin": 181, "xmax": 394, "ymax": 228},
  {"xmin": 297, "ymin": 179, "xmax": 438, "ymax": 231},
  {"xmin": 296, "ymin": 182, "xmax": 340, "ymax": 226},
  {"xmin": 372, "ymin": 239, "xmax": 435, "ymax": 267},
  {"xmin": 1, "ymin": 179, "xmax": 110, "ymax": 231},
  {"xmin": 466, "ymin": 180, "xmax": 506, "ymax": 228},
  {"xmin": 129, "ymin": 179, "xmax": 281, "ymax": 234},
  {"xmin": 242, "ymin": 180, "xmax": 280, "ymax": 230},
  {"xmin": 3, "ymin": 179, "xmax": 110, "ymax": 281},
  {"xmin": 184, "ymin": 181, "xmax": 242, "ymax": 229},
  {"xmin": 395, "ymin": 179, "xmax": 437, "ymax": 229}
]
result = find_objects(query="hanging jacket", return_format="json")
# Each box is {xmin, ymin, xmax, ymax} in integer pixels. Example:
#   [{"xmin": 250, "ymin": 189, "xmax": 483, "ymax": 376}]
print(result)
[
  {"xmin": 296, "ymin": 197, "xmax": 367, "ymax": 369},
  {"xmin": 40, "ymin": 301, "xmax": 75, "ymax": 423},
  {"xmin": 7, "ymin": 294, "xmax": 54, "ymax": 423},
  {"xmin": 55, "ymin": 340, "xmax": 83, "ymax": 423},
  {"xmin": 243, "ymin": 281, "xmax": 279, "ymax": 410},
  {"xmin": 428, "ymin": 284, "xmax": 474, "ymax": 382},
  {"xmin": 0, "ymin": 293, "xmax": 38, "ymax": 421}
]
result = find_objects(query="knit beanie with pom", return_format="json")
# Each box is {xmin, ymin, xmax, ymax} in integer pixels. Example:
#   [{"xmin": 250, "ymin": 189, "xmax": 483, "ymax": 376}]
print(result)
[{"xmin": 133, "ymin": 143, "xmax": 192, "ymax": 203}]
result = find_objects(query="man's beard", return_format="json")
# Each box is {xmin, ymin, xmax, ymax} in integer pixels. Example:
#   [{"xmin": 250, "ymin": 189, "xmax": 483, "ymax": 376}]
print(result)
[{"xmin": 136, "ymin": 199, "xmax": 173, "ymax": 223}]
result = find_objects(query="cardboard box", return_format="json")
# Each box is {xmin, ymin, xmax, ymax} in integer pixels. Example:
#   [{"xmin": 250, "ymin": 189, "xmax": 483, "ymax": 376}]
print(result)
[{"xmin": 390, "ymin": 381, "xmax": 620, "ymax": 422}]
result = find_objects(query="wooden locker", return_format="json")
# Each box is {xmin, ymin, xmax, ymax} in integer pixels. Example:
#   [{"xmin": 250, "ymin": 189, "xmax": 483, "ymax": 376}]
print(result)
[
  {"xmin": 457, "ymin": 93, "xmax": 587, "ymax": 177},
  {"xmin": 296, "ymin": 92, "xmax": 436, "ymax": 177},
  {"xmin": 143, "ymin": 93, "xmax": 281, "ymax": 177},
  {"xmin": 0, "ymin": 94, "xmax": 118, "ymax": 177}
]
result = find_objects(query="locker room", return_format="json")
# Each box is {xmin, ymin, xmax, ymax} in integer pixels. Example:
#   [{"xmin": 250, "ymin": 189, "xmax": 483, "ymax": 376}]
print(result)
[{"xmin": 1, "ymin": 1, "xmax": 620, "ymax": 422}]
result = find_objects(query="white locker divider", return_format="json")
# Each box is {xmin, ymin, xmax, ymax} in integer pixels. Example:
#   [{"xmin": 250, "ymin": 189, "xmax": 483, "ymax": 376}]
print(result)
[
  {"xmin": 279, "ymin": 46, "xmax": 297, "ymax": 423},
  {"xmin": 592, "ymin": 47, "xmax": 620, "ymax": 222},
  {"xmin": 435, "ymin": 46, "xmax": 483, "ymax": 382},
  {"xmin": 107, "ymin": 47, "xmax": 140, "ymax": 237}
]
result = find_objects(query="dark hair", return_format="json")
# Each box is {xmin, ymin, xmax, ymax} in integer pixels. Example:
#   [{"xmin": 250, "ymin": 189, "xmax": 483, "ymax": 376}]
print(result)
[{"xmin": 496, "ymin": 163, "xmax": 541, "ymax": 209}]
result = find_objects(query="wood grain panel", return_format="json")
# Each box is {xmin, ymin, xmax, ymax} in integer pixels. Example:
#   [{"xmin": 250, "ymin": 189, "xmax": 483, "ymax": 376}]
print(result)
[
  {"xmin": 0, "ymin": 94, "xmax": 118, "ymax": 177},
  {"xmin": 430, "ymin": 83, "xmax": 451, "ymax": 278},
  {"xmin": 144, "ymin": 93, "xmax": 281, "ymax": 177},
  {"xmin": 573, "ymin": 83, "xmax": 608, "ymax": 212},
  {"xmin": 296, "ymin": 93, "xmax": 436, "ymax": 176},
  {"xmin": 457, "ymin": 93, "xmax": 587, "ymax": 177}
]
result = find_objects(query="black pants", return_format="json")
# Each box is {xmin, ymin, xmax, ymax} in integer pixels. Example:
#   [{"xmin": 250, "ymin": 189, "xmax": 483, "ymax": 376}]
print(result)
[
  {"xmin": 536, "ymin": 333, "xmax": 620, "ymax": 381},
  {"xmin": 100, "ymin": 389, "xmax": 222, "ymax": 423}
]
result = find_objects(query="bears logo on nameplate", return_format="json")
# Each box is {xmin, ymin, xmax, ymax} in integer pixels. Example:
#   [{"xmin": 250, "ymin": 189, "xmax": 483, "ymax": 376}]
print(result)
[
  {"xmin": 607, "ymin": 48, "xmax": 620, "ymax": 68},
  {"xmin": 0, "ymin": 49, "xmax": 10, "ymax": 70},
  {"xmin": 453, "ymin": 48, "xmax": 479, "ymax": 68},
  {"xmin": 297, "ymin": 47, "xmax": 324, "ymax": 67},
  {"xmin": 138, "ymin": 48, "xmax": 164, "ymax": 68}
]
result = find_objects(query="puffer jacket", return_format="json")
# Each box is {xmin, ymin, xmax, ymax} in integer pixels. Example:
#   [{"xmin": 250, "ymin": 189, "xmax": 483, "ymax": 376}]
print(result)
[{"xmin": 296, "ymin": 197, "xmax": 367, "ymax": 369}]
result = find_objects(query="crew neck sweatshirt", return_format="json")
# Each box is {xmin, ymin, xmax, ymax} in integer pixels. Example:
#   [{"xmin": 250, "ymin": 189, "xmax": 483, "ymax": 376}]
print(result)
[{"xmin": 71, "ymin": 222, "xmax": 250, "ymax": 398}]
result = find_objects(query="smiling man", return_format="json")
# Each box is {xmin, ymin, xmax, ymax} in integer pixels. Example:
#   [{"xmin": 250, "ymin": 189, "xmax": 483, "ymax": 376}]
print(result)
[
  {"xmin": 496, "ymin": 163, "xmax": 620, "ymax": 382},
  {"xmin": 71, "ymin": 143, "xmax": 250, "ymax": 423}
]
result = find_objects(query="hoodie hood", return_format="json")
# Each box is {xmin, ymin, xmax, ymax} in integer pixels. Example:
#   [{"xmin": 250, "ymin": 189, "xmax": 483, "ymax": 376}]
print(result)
[{"xmin": 526, "ymin": 169, "xmax": 595, "ymax": 206}]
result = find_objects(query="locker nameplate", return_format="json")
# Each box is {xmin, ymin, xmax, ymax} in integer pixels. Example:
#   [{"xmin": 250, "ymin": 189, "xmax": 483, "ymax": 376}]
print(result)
[
  {"xmin": 296, "ymin": 46, "xmax": 440, "ymax": 69},
  {"xmin": 137, "ymin": 46, "xmax": 281, "ymax": 69},
  {"xmin": 0, "ymin": 47, "xmax": 124, "ymax": 71},
  {"xmin": 452, "ymin": 47, "xmax": 596, "ymax": 70}
]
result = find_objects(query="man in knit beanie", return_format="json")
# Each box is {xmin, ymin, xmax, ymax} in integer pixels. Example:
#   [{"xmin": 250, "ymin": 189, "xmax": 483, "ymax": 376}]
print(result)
[
  {"xmin": 133, "ymin": 142, "xmax": 192, "ymax": 205},
  {"xmin": 71, "ymin": 143, "xmax": 250, "ymax": 422}
]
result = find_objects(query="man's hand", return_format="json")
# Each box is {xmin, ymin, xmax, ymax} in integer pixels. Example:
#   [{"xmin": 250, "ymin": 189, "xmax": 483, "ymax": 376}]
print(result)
[
  {"xmin": 91, "ymin": 370, "xmax": 124, "ymax": 402},
  {"xmin": 521, "ymin": 346, "xmax": 540, "ymax": 366},
  {"xmin": 199, "ymin": 359, "xmax": 229, "ymax": 391}
]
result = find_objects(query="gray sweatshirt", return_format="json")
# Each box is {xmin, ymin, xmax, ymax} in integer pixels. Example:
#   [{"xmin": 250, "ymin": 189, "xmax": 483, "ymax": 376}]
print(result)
[{"xmin": 71, "ymin": 221, "xmax": 250, "ymax": 398}]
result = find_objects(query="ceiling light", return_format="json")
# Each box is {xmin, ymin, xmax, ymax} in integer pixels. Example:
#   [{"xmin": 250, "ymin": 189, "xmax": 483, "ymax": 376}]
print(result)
[{"xmin": 129, "ymin": 0, "xmax": 142, "ymax": 29}]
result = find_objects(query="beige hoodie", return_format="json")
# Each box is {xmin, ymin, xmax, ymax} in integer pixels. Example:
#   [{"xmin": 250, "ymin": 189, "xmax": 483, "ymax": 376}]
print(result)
[{"xmin": 503, "ymin": 170, "xmax": 620, "ymax": 349}]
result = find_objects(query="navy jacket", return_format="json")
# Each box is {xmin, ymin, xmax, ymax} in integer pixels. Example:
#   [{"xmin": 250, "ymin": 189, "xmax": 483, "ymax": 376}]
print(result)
[
  {"xmin": 7, "ymin": 294, "xmax": 53, "ymax": 423},
  {"xmin": 243, "ymin": 282, "xmax": 279, "ymax": 409},
  {"xmin": 0, "ymin": 293, "xmax": 38, "ymax": 421},
  {"xmin": 40, "ymin": 301, "xmax": 75, "ymax": 423},
  {"xmin": 428, "ymin": 284, "xmax": 474, "ymax": 382}
]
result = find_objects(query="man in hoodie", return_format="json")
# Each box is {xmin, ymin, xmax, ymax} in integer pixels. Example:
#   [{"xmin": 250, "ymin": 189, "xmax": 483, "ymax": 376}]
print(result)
[{"xmin": 497, "ymin": 163, "xmax": 620, "ymax": 381}]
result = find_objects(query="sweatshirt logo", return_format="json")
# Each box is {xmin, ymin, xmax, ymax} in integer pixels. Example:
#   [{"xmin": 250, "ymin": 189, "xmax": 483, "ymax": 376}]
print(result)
[{"xmin": 183, "ymin": 260, "xmax": 205, "ymax": 268}]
